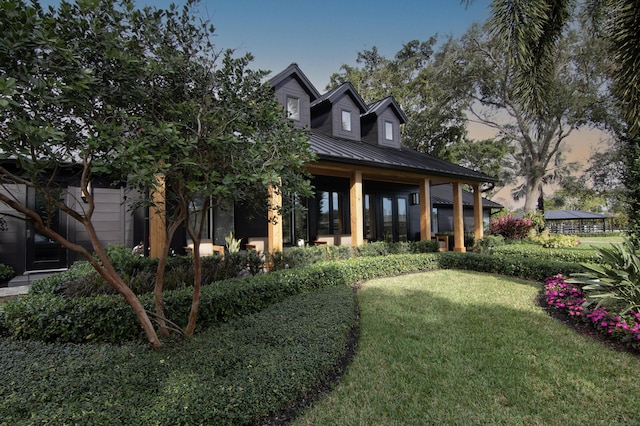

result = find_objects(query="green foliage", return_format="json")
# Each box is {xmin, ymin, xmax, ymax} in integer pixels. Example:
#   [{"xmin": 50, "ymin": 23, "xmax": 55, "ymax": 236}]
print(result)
[
  {"xmin": 271, "ymin": 240, "xmax": 439, "ymax": 271},
  {"xmin": 0, "ymin": 286, "xmax": 358, "ymax": 425},
  {"xmin": 492, "ymin": 243, "xmax": 601, "ymax": 264},
  {"xmin": 437, "ymin": 252, "xmax": 585, "ymax": 282},
  {"xmin": 570, "ymin": 240, "xmax": 640, "ymax": 315},
  {"xmin": 529, "ymin": 229, "xmax": 579, "ymax": 248},
  {"xmin": 224, "ymin": 232, "xmax": 241, "ymax": 253},
  {"xmin": 0, "ymin": 263, "xmax": 15, "ymax": 282},
  {"xmin": 1, "ymin": 247, "xmax": 589, "ymax": 344},
  {"xmin": 475, "ymin": 235, "xmax": 505, "ymax": 253}
]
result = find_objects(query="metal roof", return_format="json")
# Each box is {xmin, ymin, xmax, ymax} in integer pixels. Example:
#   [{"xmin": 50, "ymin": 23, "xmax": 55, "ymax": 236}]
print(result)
[
  {"xmin": 311, "ymin": 82, "xmax": 369, "ymax": 112},
  {"xmin": 430, "ymin": 184, "xmax": 503, "ymax": 209},
  {"xmin": 364, "ymin": 96, "xmax": 408, "ymax": 123},
  {"xmin": 268, "ymin": 63, "xmax": 321, "ymax": 101},
  {"xmin": 310, "ymin": 131, "xmax": 497, "ymax": 183},
  {"xmin": 544, "ymin": 210, "xmax": 614, "ymax": 220}
]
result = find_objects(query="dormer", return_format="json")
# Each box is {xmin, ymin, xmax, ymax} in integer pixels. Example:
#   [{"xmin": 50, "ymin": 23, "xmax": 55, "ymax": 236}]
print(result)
[
  {"xmin": 269, "ymin": 63, "xmax": 320, "ymax": 129},
  {"xmin": 361, "ymin": 96, "xmax": 408, "ymax": 149},
  {"xmin": 310, "ymin": 82, "xmax": 368, "ymax": 142}
]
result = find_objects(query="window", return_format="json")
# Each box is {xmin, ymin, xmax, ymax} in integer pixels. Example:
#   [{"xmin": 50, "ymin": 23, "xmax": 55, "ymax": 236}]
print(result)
[
  {"xmin": 382, "ymin": 197, "xmax": 393, "ymax": 242},
  {"xmin": 286, "ymin": 96, "xmax": 300, "ymax": 120},
  {"xmin": 317, "ymin": 190, "xmax": 344, "ymax": 235},
  {"xmin": 385, "ymin": 121, "xmax": 394, "ymax": 141},
  {"xmin": 397, "ymin": 198, "xmax": 408, "ymax": 242},
  {"xmin": 341, "ymin": 110, "xmax": 352, "ymax": 131}
]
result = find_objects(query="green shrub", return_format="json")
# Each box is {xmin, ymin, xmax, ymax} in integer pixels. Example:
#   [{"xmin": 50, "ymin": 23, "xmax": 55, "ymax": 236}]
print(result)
[
  {"xmin": 475, "ymin": 235, "xmax": 505, "ymax": 253},
  {"xmin": 0, "ymin": 286, "xmax": 358, "ymax": 425},
  {"xmin": 570, "ymin": 240, "xmax": 640, "ymax": 315},
  {"xmin": 437, "ymin": 252, "xmax": 586, "ymax": 282},
  {"xmin": 529, "ymin": 229, "xmax": 579, "ymax": 248},
  {"xmin": 491, "ymin": 243, "xmax": 601, "ymax": 264},
  {"xmin": 0, "ymin": 263, "xmax": 15, "ymax": 282}
]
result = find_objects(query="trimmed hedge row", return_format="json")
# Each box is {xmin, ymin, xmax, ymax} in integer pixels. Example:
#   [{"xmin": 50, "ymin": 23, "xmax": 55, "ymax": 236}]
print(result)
[
  {"xmin": 0, "ymin": 252, "xmax": 586, "ymax": 345},
  {"xmin": 0, "ymin": 286, "xmax": 359, "ymax": 425},
  {"xmin": 491, "ymin": 243, "xmax": 601, "ymax": 264},
  {"xmin": 438, "ymin": 252, "xmax": 588, "ymax": 282}
]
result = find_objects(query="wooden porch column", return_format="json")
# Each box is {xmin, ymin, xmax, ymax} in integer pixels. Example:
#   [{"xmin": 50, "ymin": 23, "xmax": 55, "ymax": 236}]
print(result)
[
  {"xmin": 350, "ymin": 170, "xmax": 364, "ymax": 247},
  {"xmin": 453, "ymin": 182, "xmax": 466, "ymax": 253},
  {"xmin": 267, "ymin": 183, "xmax": 283, "ymax": 253},
  {"xmin": 473, "ymin": 183, "xmax": 484, "ymax": 241},
  {"xmin": 149, "ymin": 174, "xmax": 166, "ymax": 258},
  {"xmin": 419, "ymin": 178, "xmax": 432, "ymax": 240}
]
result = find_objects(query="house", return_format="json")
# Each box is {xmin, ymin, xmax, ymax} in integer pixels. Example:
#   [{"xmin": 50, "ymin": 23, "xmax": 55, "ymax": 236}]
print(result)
[
  {"xmin": 149, "ymin": 64, "xmax": 499, "ymax": 256},
  {"xmin": 0, "ymin": 63, "xmax": 499, "ymax": 277}
]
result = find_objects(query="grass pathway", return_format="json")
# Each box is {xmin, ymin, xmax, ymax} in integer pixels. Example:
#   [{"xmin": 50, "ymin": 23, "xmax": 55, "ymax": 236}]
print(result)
[{"xmin": 295, "ymin": 270, "xmax": 640, "ymax": 425}]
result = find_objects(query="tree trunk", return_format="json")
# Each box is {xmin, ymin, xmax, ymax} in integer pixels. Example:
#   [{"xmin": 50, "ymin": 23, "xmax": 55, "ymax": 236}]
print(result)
[
  {"xmin": 523, "ymin": 179, "xmax": 541, "ymax": 213},
  {"xmin": 185, "ymin": 238, "xmax": 202, "ymax": 336},
  {"xmin": 83, "ymin": 222, "xmax": 162, "ymax": 348}
]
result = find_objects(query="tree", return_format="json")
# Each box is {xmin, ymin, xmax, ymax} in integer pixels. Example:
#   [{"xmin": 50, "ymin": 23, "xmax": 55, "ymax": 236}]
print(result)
[
  {"xmin": 440, "ymin": 16, "xmax": 614, "ymax": 211},
  {"xmin": 0, "ymin": 0, "xmax": 313, "ymax": 345},
  {"xmin": 1, "ymin": 0, "xmax": 163, "ymax": 347},
  {"xmin": 479, "ymin": 0, "xmax": 640, "ymax": 236}
]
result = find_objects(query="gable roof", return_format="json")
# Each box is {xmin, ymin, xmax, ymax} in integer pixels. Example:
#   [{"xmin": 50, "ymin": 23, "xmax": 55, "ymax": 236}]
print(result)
[
  {"xmin": 268, "ymin": 63, "xmax": 321, "ymax": 101},
  {"xmin": 311, "ymin": 82, "xmax": 368, "ymax": 113},
  {"xmin": 363, "ymin": 96, "xmax": 408, "ymax": 123},
  {"xmin": 430, "ymin": 183, "xmax": 503, "ymax": 209},
  {"xmin": 310, "ymin": 130, "xmax": 497, "ymax": 183}
]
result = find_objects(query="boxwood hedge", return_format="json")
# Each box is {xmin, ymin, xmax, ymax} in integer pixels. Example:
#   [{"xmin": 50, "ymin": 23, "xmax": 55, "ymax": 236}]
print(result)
[{"xmin": 0, "ymin": 251, "xmax": 585, "ymax": 345}]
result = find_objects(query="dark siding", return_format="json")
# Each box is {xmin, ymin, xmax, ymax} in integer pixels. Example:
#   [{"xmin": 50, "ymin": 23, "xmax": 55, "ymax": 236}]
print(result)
[
  {"xmin": 361, "ymin": 114, "xmax": 378, "ymax": 145},
  {"xmin": 273, "ymin": 75, "xmax": 312, "ymax": 128},
  {"xmin": 331, "ymin": 94, "xmax": 361, "ymax": 141},
  {"xmin": 0, "ymin": 184, "xmax": 26, "ymax": 274},
  {"xmin": 377, "ymin": 109, "xmax": 401, "ymax": 148}
]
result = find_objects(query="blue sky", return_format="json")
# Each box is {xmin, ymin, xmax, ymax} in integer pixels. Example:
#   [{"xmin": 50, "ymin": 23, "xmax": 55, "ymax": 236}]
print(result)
[
  {"xmin": 188, "ymin": 0, "xmax": 493, "ymax": 89},
  {"xmin": 41, "ymin": 0, "xmax": 493, "ymax": 90}
]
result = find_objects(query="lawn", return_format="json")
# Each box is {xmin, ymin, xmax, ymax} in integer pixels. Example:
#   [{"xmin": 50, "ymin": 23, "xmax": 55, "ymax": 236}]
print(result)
[
  {"xmin": 295, "ymin": 270, "xmax": 640, "ymax": 425},
  {"xmin": 576, "ymin": 234, "xmax": 625, "ymax": 249}
]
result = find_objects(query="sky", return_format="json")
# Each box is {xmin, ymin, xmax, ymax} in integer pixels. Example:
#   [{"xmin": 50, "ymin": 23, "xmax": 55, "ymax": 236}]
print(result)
[{"xmin": 138, "ymin": 0, "xmax": 493, "ymax": 90}]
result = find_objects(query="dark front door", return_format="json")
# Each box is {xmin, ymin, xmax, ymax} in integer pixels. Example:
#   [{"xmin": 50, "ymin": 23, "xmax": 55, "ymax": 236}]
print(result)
[
  {"xmin": 26, "ymin": 188, "xmax": 67, "ymax": 271},
  {"xmin": 379, "ymin": 195, "xmax": 409, "ymax": 242}
]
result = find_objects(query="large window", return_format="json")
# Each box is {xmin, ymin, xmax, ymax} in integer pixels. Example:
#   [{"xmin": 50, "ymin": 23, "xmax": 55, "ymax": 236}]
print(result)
[
  {"xmin": 317, "ymin": 190, "xmax": 344, "ymax": 235},
  {"xmin": 364, "ymin": 194, "xmax": 375, "ymax": 240},
  {"xmin": 283, "ymin": 194, "xmax": 307, "ymax": 245},
  {"xmin": 286, "ymin": 96, "xmax": 300, "ymax": 121},
  {"xmin": 341, "ymin": 110, "xmax": 352, "ymax": 132}
]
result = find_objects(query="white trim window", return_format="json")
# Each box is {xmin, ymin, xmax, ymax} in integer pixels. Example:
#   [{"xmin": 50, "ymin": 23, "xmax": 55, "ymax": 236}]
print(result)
[
  {"xmin": 385, "ymin": 121, "xmax": 394, "ymax": 141},
  {"xmin": 341, "ymin": 110, "xmax": 352, "ymax": 131},
  {"xmin": 286, "ymin": 96, "xmax": 300, "ymax": 120}
]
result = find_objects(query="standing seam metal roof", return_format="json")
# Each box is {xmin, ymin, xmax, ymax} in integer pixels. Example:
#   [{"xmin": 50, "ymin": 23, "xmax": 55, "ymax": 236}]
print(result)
[{"xmin": 310, "ymin": 131, "xmax": 496, "ymax": 182}]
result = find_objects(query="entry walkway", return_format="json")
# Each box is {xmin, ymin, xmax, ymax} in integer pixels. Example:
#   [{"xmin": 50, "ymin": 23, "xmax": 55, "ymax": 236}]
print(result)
[{"xmin": 1, "ymin": 272, "xmax": 62, "ymax": 299}]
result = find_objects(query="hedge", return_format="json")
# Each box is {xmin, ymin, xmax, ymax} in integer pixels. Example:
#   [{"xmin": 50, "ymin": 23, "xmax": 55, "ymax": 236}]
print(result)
[
  {"xmin": 491, "ymin": 243, "xmax": 601, "ymax": 264},
  {"xmin": 0, "ymin": 252, "xmax": 585, "ymax": 345}
]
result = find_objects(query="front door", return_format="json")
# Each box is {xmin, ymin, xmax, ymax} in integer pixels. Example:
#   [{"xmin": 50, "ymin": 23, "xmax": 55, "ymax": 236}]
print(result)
[
  {"xmin": 380, "ymin": 195, "xmax": 409, "ymax": 242},
  {"xmin": 25, "ymin": 188, "xmax": 67, "ymax": 271}
]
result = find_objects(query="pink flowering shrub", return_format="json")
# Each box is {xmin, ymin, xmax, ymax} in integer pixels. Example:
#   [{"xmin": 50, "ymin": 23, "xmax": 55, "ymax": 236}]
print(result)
[
  {"xmin": 490, "ymin": 215, "xmax": 535, "ymax": 240},
  {"xmin": 544, "ymin": 274, "xmax": 640, "ymax": 350}
]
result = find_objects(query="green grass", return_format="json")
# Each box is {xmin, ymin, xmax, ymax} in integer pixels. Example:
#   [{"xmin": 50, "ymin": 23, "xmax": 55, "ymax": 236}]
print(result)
[
  {"xmin": 295, "ymin": 270, "xmax": 640, "ymax": 425},
  {"xmin": 576, "ymin": 235, "xmax": 625, "ymax": 249}
]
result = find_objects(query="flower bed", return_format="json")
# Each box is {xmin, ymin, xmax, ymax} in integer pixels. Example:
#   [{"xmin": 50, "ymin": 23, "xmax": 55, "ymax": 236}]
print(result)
[{"xmin": 544, "ymin": 274, "xmax": 640, "ymax": 351}]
